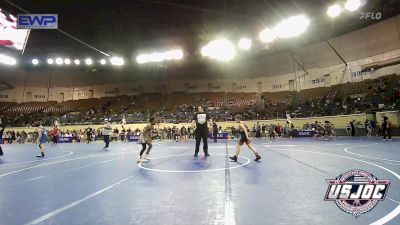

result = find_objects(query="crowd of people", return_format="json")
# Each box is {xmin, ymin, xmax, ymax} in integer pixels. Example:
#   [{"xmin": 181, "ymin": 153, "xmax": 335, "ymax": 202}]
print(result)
[
  {"xmin": 0, "ymin": 106, "xmax": 395, "ymax": 163},
  {"xmin": 0, "ymin": 124, "xmax": 219, "ymax": 145},
  {"xmin": 0, "ymin": 76, "xmax": 399, "ymax": 128},
  {"xmin": 0, "ymin": 115, "xmax": 395, "ymax": 145},
  {"xmin": 0, "ymin": 121, "xmax": 296, "ymax": 145}
]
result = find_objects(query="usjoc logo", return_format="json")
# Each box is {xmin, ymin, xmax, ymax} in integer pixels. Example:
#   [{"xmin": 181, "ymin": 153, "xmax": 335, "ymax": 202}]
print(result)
[
  {"xmin": 216, "ymin": 133, "xmax": 225, "ymax": 138},
  {"xmin": 17, "ymin": 14, "xmax": 58, "ymax": 29},
  {"xmin": 325, "ymin": 169, "xmax": 390, "ymax": 218},
  {"xmin": 58, "ymin": 137, "xmax": 70, "ymax": 142},
  {"xmin": 298, "ymin": 131, "xmax": 312, "ymax": 136}
]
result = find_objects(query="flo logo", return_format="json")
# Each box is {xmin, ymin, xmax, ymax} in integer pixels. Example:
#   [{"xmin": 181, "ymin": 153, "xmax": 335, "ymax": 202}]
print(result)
[
  {"xmin": 325, "ymin": 169, "xmax": 390, "ymax": 218},
  {"xmin": 360, "ymin": 12, "xmax": 382, "ymax": 20}
]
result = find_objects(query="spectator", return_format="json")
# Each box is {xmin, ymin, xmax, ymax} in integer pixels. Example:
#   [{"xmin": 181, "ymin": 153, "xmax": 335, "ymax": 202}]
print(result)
[
  {"xmin": 350, "ymin": 120, "xmax": 356, "ymax": 136},
  {"xmin": 381, "ymin": 115, "xmax": 392, "ymax": 141}
]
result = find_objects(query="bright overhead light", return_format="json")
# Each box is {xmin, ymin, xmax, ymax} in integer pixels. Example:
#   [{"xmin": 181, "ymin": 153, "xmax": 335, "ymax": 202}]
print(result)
[
  {"xmin": 238, "ymin": 38, "xmax": 252, "ymax": 50},
  {"xmin": 85, "ymin": 58, "xmax": 93, "ymax": 65},
  {"xmin": 201, "ymin": 39, "xmax": 235, "ymax": 61},
  {"xmin": 55, "ymin": 58, "xmax": 63, "ymax": 65},
  {"xmin": 259, "ymin": 28, "xmax": 276, "ymax": 43},
  {"xmin": 164, "ymin": 49, "xmax": 184, "ymax": 60},
  {"xmin": 274, "ymin": 15, "xmax": 310, "ymax": 38},
  {"xmin": 100, "ymin": 59, "xmax": 107, "ymax": 65},
  {"xmin": 149, "ymin": 53, "xmax": 164, "ymax": 62},
  {"xmin": 47, "ymin": 58, "xmax": 54, "ymax": 65},
  {"xmin": 136, "ymin": 55, "xmax": 148, "ymax": 64},
  {"xmin": 164, "ymin": 52, "xmax": 174, "ymax": 60},
  {"xmin": 31, "ymin": 59, "xmax": 39, "ymax": 65},
  {"xmin": 327, "ymin": 4, "xmax": 342, "ymax": 18},
  {"xmin": 64, "ymin": 58, "xmax": 71, "ymax": 65},
  {"xmin": 110, "ymin": 57, "xmax": 124, "ymax": 66},
  {"xmin": 74, "ymin": 59, "xmax": 80, "ymax": 65},
  {"xmin": 175, "ymin": 50, "xmax": 184, "ymax": 60},
  {"xmin": 0, "ymin": 54, "xmax": 16, "ymax": 65},
  {"xmin": 136, "ymin": 49, "xmax": 183, "ymax": 64},
  {"xmin": 345, "ymin": 0, "xmax": 361, "ymax": 11}
]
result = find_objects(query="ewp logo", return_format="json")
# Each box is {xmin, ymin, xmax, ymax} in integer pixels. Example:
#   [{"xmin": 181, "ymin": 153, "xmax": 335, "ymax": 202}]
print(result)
[{"xmin": 17, "ymin": 14, "xmax": 58, "ymax": 29}]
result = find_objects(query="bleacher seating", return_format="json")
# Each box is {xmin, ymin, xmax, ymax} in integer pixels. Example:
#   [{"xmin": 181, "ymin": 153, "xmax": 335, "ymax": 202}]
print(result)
[
  {"xmin": 197, "ymin": 92, "xmax": 225, "ymax": 107},
  {"xmin": 262, "ymin": 91, "xmax": 295, "ymax": 105},
  {"xmin": 164, "ymin": 93, "xmax": 196, "ymax": 111},
  {"xmin": 296, "ymin": 86, "xmax": 339, "ymax": 105},
  {"xmin": 133, "ymin": 94, "xmax": 165, "ymax": 112},
  {"xmin": 0, "ymin": 74, "xmax": 398, "ymax": 126},
  {"xmin": 226, "ymin": 92, "xmax": 257, "ymax": 111},
  {"xmin": 5, "ymin": 101, "xmax": 57, "ymax": 114}
]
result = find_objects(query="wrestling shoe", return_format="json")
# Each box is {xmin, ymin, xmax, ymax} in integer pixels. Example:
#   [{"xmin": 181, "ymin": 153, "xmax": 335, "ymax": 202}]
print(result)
[{"xmin": 229, "ymin": 155, "xmax": 238, "ymax": 162}]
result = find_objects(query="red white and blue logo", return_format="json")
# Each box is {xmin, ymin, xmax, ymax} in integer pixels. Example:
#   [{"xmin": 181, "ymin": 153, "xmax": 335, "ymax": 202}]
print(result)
[{"xmin": 325, "ymin": 169, "xmax": 390, "ymax": 218}]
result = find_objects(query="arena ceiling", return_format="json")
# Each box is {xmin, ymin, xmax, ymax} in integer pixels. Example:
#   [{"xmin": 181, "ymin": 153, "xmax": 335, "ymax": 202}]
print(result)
[{"xmin": 0, "ymin": 0, "xmax": 399, "ymax": 82}]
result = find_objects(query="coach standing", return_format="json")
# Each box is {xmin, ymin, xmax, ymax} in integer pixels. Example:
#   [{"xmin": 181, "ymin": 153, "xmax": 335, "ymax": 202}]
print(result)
[
  {"xmin": 0, "ymin": 122, "xmax": 4, "ymax": 156},
  {"xmin": 212, "ymin": 122, "xmax": 218, "ymax": 143},
  {"xmin": 350, "ymin": 120, "xmax": 356, "ymax": 136},
  {"xmin": 102, "ymin": 118, "xmax": 112, "ymax": 150},
  {"xmin": 192, "ymin": 106, "xmax": 212, "ymax": 157},
  {"xmin": 381, "ymin": 114, "xmax": 392, "ymax": 140}
]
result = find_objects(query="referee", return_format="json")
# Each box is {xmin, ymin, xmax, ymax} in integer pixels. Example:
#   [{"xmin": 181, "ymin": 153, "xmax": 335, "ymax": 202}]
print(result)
[{"xmin": 192, "ymin": 106, "xmax": 212, "ymax": 157}]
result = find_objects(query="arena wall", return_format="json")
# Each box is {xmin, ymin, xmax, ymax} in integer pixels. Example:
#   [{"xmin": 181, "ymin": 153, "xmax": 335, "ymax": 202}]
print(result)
[
  {"xmin": 1, "ymin": 58, "xmax": 398, "ymax": 103},
  {"xmin": 6, "ymin": 112, "xmax": 399, "ymax": 136},
  {"xmin": 0, "ymin": 16, "xmax": 400, "ymax": 103}
]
